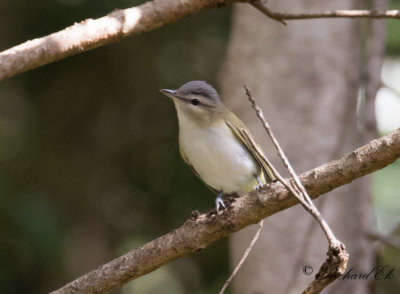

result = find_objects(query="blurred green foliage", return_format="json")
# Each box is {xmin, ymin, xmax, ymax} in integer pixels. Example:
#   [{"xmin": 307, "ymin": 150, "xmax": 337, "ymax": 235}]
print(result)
[
  {"xmin": 373, "ymin": 159, "xmax": 400, "ymax": 233},
  {"xmin": 378, "ymin": 0, "xmax": 400, "ymax": 282},
  {"xmin": 373, "ymin": 157, "xmax": 400, "ymax": 294},
  {"xmin": 0, "ymin": 1, "xmax": 232, "ymax": 293},
  {"xmin": 375, "ymin": 227, "xmax": 400, "ymax": 294},
  {"xmin": 387, "ymin": 0, "xmax": 400, "ymax": 55},
  {"xmin": 1, "ymin": 1, "xmax": 400, "ymax": 294}
]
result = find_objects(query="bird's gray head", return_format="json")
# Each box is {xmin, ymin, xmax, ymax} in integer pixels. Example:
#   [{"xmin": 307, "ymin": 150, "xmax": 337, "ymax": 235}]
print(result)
[{"xmin": 160, "ymin": 81, "xmax": 224, "ymax": 121}]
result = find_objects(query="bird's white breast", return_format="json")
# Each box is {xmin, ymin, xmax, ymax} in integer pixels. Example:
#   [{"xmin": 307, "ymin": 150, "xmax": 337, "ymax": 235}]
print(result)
[{"xmin": 177, "ymin": 113, "xmax": 259, "ymax": 193}]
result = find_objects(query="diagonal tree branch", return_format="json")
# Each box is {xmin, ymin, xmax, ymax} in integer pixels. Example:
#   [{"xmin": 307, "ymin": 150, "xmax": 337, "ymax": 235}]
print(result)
[
  {"xmin": 0, "ymin": 0, "xmax": 399, "ymax": 81},
  {"xmin": 51, "ymin": 128, "xmax": 400, "ymax": 294},
  {"xmin": 219, "ymin": 220, "xmax": 264, "ymax": 294},
  {"xmin": 0, "ymin": 0, "xmax": 239, "ymax": 81}
]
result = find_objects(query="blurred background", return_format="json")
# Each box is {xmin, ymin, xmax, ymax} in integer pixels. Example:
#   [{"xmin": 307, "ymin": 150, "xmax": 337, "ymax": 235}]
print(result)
[{"xmin": 0, "ymin": 0, "xmax": 399, "ymax": 293}]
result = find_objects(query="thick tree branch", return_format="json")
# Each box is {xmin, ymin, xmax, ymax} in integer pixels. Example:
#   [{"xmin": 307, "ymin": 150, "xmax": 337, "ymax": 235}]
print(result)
[
  {"xmin": 0, "ymin": 0, "xmax": 239, "ymax": 81},
  {"xmin": 51, "ymin": 128, "xmax": 400, "ymax": 294},
  {"xmin": 0, "ymin": 0, "xmax": 399, "ymax": 81}
]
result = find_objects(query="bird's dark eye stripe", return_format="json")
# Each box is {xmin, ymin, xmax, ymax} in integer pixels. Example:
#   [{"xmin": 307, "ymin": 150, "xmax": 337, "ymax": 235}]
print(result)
[{"xmin": 191, "ymin": 99, "xmax": 200, "ymax": 106}]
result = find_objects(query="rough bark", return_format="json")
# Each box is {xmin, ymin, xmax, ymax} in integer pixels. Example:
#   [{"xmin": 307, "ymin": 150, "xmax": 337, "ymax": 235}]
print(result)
[
  {"xmin": 218, "ymin": 0, "xmax": 384, "ymax": 293},
  {"xmin": 0, "ymin": 0, "xmax": 398, "ymax": 81},
  {"xmin": 51, "ymin": 130, "xmax": 400, "ymax": 294},
  {"xmin": 0, "ymin": 0, "xmax": 238, "ymax": 81}
]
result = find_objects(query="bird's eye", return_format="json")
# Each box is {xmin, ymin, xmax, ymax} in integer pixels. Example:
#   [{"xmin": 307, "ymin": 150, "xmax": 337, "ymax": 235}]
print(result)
[{"xmin": 191, "ymin": 99, "xmax": 200, "ymax": 106}]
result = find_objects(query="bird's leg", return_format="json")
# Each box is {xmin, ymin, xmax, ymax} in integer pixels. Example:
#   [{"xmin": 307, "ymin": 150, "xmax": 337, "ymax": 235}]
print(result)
[
  {"xmin": 254, "ymin": 174, "xmax": 263, "ymax": 190},
  {"xmin": 215, "ymin": 193, "xmax": 226, "ymax": 211}
]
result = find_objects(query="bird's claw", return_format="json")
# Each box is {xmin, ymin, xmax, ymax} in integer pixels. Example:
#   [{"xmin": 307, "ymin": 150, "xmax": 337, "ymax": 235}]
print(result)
[
  {"xmin": 253, "ymin": 183, "xmax": 264, "ymax": 190},
  {"xmin": 215, "ymin": 194, "xmax": 226, "ymax": 211},
  {"xmin": 254, "ymin": 175, "xmax": 264, "ymax": 190}
]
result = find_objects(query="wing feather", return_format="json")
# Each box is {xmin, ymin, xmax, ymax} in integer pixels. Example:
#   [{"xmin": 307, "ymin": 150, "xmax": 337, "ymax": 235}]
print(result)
[{"xmin": 224, "ymin": 116, "xmax": 276, "ymax": 183}]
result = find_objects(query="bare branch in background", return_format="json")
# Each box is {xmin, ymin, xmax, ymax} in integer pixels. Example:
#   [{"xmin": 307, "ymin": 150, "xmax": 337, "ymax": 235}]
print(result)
[
  {"xmin": 252, "ymin": 0, "xmax": 399, "ymax": 23},
  {"xmin": 250, "ymin": 1, "xmax": 287, "ymax": 25},
  {"xmin": 366, "ymin": 222, "xmax": 400, "ymax": 250},
  {"xmin": 219, "ymin": 220, "xmax": 264, "ymax": 294},
  {"xmin": 0, "ymin": 0, "xmax": 399, "ymax": 81},
  {"xmin": 365, "ymin": 229, "xmax": 400, "ymax": 250},
  {"xmin": 51, "ymin": 129, "xmax": 400, "ymax": 294}
]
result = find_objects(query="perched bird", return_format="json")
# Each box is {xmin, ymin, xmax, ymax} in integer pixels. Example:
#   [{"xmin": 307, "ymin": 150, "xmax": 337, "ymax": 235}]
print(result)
[{"xmin": 160, "ymin": 81, "xmax": 274, "ymax": 211}]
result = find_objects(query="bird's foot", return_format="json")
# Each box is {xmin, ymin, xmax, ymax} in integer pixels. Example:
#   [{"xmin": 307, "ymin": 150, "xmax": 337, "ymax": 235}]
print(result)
[
  {"xmin": 215, "ymin": 194, "xmax": 226, "ymax": 212},
  {"xmin": 253, "ymin": 175, "xmax": 264, "ymax": 190},
  {"xmin": 253, "ymin": 183, "xmax": 264, "ymax": 190}
]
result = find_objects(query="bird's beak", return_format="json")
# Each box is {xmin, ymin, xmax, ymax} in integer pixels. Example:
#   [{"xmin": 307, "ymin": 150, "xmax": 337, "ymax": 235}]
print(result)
[{"xmin": 160, "ymin": 89, "xmax": 178, "ymax": 99}]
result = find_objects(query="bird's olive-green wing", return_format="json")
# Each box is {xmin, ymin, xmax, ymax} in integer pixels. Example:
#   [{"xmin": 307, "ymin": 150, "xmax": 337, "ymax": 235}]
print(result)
[
  {"xmin": 225, "ymin": 115, "xmax": 276, "ymax": 183},
  {"xmin": 179, "ymin": 145, "xmax": 220, "ymax": 195}
]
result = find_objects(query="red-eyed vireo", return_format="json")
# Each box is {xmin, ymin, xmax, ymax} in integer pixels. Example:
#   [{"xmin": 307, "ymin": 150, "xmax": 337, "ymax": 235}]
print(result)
[{"xmin": 160, "ymin": 81, "xmax": 275, "ymax": 211}]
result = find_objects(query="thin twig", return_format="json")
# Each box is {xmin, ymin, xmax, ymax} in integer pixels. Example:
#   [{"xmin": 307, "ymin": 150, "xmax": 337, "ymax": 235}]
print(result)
[
  {"xmin": 243, "ymin": 86, "xmax": 349, "ymax": 294},
  {"xmin": 49, "ymin": 128, "xmax": 399, "ymax": 293},
  {"xmin": 241, "ymin": 126, "xmax": 340, "ymax": 247},
  {"xmin": 251, "ymin": 0, "xmax": 400, "ymax": 22},
  {"xmin": 219, "ymin": 220, "xmax": 264, "ymax": 294},
  {"xmin": 250, "ymin": 0, "xmax": 287, "ymax": 25},
  {"xmin": 241, "ymin": 128, "xmax": 312, "ymax": 209},
  {"xmin": 219, "ymin": 119, "xmax": 342, "ymax": 293},
  {"xmin": 244, "ymin": 85, "xmax": 340, "ymax": 248},
  {"xmin": 243, "ymin": 127, "xmax": 339, "ymax": 248},
  {"xmin": 244, "ymin": 86, "xmax": 314, "ymax": 206},
  {"xmin": 365, "ymin": 229, "xmax": 400, "ymax": 250}
]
